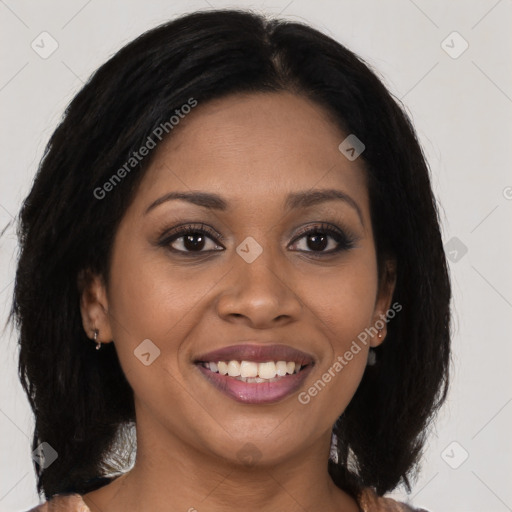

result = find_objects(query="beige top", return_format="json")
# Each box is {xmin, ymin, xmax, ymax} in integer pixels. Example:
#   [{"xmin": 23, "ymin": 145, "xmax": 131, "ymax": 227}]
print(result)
[{"xmin": 25, "ymin": 487, "xmax": 427, "ymax": 511}]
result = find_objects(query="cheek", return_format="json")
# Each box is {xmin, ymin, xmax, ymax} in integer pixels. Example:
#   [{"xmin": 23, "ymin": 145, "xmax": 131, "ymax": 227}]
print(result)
[
  {"xmin": 305, "ymin": 257, "xmax": 379, "ymax": 350},
  {"xmin": 294, "ymin": 250, "xmax": 378, "ymax": 396},
  {"xmin": 108, "ymin": 233, "xmax": 203, "ymax": 337},
  {"xmin": 105, "ymin": 235, "xmax": 194, "ymax": 380},
  {"xmin": 295, "ymin": 255, "xmax": 378, "ymax": 412},
  {"xmin": 105, "ymin": 242, "xmax": 206, "ymax": 429}
]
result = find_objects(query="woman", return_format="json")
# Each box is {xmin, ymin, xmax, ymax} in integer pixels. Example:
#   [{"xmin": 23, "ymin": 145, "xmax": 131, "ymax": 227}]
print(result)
[{"xmin": 12, "ymin": 8, "xmax": 450, "ymax": 512}]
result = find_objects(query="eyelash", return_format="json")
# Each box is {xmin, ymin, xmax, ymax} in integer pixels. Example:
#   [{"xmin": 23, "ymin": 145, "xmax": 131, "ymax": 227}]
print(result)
[{"xmin": 158, "ymin": 222, "xmax": 357, "ymax": 257}]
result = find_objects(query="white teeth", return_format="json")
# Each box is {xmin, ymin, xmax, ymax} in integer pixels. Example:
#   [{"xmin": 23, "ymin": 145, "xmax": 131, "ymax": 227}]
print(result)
[
  {"xmin": 240, "ymin": 361, "xmax": 258, "ymax": 378},
  {"xmin": 276, "ymin": 361, "xmax": 288, "ymax": 376},
  {"xmin": 227, "ymin": 360, "xmax": 240, "ymax": 377},
  {"xmin": 217, "ymin": 361, "xmax": 228, "ymax": 375},
  {"xmin": 258, "ymin": 361, "xmax": 276, "ymax": 379},
  {"xmin": 203, "ymin": 360, "xmax": 303, "ymax": 380}
]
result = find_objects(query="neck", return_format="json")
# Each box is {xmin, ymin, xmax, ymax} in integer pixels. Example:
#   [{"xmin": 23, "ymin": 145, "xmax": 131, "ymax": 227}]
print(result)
[{"xmin": 83, "ymin": 414, "xmax": 360, "ymax": 512}]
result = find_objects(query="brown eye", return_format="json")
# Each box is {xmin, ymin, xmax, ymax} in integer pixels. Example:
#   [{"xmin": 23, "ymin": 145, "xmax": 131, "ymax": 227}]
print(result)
[
  {"xmin": 289, "ymin": 223, "xmax": 356, "ymax": 255},
  {"xmin": 160, "ymin": 224, "xmax": 224, "ymax": 254}
]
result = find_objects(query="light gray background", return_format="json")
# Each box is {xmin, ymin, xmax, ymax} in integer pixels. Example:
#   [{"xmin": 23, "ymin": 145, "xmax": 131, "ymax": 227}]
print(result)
[{"xmin": 1, "ymin": 1, "xmax": 511, "ymax": 511}]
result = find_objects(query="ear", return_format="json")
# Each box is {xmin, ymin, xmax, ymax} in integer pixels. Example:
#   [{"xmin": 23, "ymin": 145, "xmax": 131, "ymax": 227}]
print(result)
[
  {"xmin": 77, "ymin": 269, "xmax": 113, "ymax": 346},
  {"xmin": 370, "ymin": 257, "xmax": 397, "ymax": 348}
]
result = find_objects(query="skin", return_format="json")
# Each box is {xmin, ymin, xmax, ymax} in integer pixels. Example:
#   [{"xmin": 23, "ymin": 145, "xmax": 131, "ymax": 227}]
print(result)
[{"xmin": 80, "ymin": 91, "xmax": 396, "ymax": 512}]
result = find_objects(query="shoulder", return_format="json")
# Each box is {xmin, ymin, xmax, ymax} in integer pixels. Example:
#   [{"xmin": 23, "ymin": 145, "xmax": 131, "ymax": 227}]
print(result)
[
  {"xmin": 24, "ymin": 493, "xmax": 90, "ymax": 512},
  {"xmin": 357, "ymin": 487, "xmax": 430, "ymax": 512}
]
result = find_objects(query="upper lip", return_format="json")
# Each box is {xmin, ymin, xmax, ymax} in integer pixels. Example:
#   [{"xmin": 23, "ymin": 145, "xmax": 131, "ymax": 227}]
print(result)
[{"xmin": 194, "ymin": 343, "xmax": 315, "ymax": 366}]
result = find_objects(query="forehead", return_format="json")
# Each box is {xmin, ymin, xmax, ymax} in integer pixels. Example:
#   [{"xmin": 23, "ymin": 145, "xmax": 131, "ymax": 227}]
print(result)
[{"xmin": 133, "ymin": 92, "xmax": 369, "ymax": 216}]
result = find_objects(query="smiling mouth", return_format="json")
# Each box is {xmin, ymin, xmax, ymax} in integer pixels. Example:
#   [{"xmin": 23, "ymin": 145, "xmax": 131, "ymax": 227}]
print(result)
[
  {"xmin": 194, "ymin": 359, "xmax": 313, "ymax": 404},
  {"xmin": 197, "ymin": 360, "xmax": 308, "ymax": 383}
]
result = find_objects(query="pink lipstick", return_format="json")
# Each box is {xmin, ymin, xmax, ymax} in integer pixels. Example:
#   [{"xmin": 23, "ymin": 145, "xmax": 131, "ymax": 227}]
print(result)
[{"xmin": 194, "ymin": 343, "xmax": 315, "ymax": 404}]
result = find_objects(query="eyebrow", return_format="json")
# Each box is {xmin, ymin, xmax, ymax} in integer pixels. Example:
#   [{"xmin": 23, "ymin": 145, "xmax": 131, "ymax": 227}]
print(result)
[{"xmin": 145, "ymin": 188, "xmax": 364, "ymax": 225}]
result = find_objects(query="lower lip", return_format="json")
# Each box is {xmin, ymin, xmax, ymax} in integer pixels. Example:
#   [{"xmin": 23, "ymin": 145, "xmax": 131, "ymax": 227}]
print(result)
[{"xmin": 196, "ymin": 364, "xmax": 313, "ymax": 404}]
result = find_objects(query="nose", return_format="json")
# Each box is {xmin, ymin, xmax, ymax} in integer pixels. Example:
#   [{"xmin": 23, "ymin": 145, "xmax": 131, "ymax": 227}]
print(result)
[{"xmin": 215, "ymin": 243, "xmax": 303, "ymax": 329}]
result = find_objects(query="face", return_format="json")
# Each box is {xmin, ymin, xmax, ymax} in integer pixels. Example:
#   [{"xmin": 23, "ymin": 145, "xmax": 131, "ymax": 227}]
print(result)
[{"xmin": 80, "ymin": 91, "xmax": 395, "ymax": 467}]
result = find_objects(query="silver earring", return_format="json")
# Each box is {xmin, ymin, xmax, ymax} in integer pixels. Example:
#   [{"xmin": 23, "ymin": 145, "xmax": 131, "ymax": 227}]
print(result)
[{"xmin": 94, "ymin": 329, "xmax": 101, "ymax": 350}]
